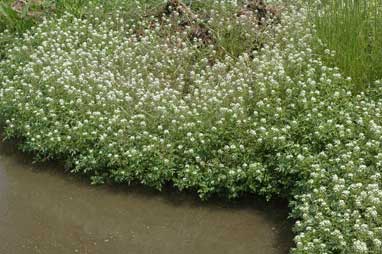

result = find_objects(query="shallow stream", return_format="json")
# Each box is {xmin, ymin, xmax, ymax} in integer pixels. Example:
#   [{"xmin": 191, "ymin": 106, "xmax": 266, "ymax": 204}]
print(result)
[{"xmin": 0, "ymin": 140, "xmax": 293, "ymax": 254}]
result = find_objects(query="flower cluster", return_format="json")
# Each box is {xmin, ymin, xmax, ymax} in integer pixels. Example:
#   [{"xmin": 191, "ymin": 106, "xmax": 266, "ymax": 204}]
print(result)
[
  {"xmin": 0, "ymin": 1, "xmax": 381, "ymax": 253},
  {"xmin": 290, "ymin": 87, "xmax": 382, "ymax": 253}
]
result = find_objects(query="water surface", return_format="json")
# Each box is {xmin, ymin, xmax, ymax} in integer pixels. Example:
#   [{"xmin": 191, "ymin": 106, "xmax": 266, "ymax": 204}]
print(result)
[{"xmin": 0, "ymin": 140, "xmax": 293, "ymax": 254}]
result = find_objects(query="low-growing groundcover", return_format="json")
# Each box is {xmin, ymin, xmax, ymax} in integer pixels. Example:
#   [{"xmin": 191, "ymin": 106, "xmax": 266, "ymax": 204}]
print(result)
[{"xmin": 0, "ymin": 0, "xmax": 381, "ymax": 253}]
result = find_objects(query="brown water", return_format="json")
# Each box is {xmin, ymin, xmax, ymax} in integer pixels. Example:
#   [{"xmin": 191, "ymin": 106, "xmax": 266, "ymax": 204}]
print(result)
[{"xmin": 0, "ymin": 140, "xmax": 293, "ymax": 254}]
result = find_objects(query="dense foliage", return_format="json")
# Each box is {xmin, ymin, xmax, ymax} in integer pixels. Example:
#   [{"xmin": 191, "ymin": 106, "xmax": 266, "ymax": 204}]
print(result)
[{"xmin": 0, "ymin": 1, "xmax": 381, "ymax": 253}]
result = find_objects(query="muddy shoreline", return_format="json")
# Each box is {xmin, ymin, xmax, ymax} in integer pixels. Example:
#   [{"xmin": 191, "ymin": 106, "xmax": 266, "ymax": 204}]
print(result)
[{"xmin": 0, "ymin": 139, "xmax": 293, "ymax": 254}]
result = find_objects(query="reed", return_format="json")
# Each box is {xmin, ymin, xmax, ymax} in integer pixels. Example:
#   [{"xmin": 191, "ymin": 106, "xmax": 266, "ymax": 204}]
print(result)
[{"xmin": 309, "ymin": 0, "xmax": 382, "ymax": 89}]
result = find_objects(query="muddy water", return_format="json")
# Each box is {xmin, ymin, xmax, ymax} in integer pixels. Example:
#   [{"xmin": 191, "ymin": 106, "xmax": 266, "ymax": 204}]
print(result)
[{"xmin": 0, "ymin": 140, "xmax": 293, "ymax": 254}]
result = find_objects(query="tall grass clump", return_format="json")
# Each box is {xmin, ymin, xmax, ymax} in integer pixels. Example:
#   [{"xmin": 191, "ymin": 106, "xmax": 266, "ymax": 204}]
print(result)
[
  {"xmin": 0, "ymin": 1, "xmax": 382, "ymax": 253},
  {"xmin": 309, "ymin": 0, "xmax": 382, "ymax": 89},
  {"xmin": 0, "ymin": 0, "xmax": 35, "ymax": 33}
]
